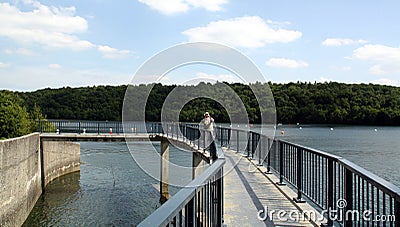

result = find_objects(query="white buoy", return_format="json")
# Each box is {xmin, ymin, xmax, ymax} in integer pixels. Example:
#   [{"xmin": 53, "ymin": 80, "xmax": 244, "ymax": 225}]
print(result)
[
  {"xmin": 374, "ymin": 128, "xmax": 378, "ymax": 132},
  {"xmin": 330, "ymin": 128, "xmax": 334, "ymax": 131},
  {"xmin": 299, "ymin": 127, "xmax": 302, "ymax": 130}
]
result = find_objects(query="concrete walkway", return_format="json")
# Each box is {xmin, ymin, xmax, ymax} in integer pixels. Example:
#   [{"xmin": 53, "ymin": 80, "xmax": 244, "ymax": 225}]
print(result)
[{"xmin": 223, "ymin": 148, "xmax": 324, "ymax": 227}]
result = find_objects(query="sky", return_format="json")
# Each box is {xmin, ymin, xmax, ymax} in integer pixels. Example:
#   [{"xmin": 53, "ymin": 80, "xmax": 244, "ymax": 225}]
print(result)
[{"xmin": 1, "ymin": 0, "xmax": 400, "ymax": 91}]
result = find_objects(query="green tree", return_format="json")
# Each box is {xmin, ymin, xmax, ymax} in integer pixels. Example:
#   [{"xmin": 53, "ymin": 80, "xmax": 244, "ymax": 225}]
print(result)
[{"xmin": 0, "ymin": 91, "xmax": 31, "ymax": 139}]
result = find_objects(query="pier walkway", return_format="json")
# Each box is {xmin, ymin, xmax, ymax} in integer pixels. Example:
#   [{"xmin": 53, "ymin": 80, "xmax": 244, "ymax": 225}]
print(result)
[{"xmin": 223, "ymin": 148, "xmax": 321, "ymax": 227}]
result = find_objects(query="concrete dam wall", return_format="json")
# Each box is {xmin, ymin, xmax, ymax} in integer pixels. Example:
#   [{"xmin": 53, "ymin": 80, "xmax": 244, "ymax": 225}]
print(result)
[{"xmin": 0, "ymin": 133, "xmax": 80, "ymax": 227}]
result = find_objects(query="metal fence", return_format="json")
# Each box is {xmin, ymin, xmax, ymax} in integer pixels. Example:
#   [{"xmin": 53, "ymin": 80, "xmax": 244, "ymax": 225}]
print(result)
[
  {"xmin": 138, "ymin": 122, "xmax": 225, "ymax": 227},
  {"xmin": 220, "ymin": 126, "xmax": 400, "ymax": 227}
]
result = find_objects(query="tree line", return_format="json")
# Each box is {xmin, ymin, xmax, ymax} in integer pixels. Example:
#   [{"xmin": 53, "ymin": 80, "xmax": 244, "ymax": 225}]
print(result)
[{"xmin": 2, "ymin": 81, "xmax": 400, "ymax": 138}]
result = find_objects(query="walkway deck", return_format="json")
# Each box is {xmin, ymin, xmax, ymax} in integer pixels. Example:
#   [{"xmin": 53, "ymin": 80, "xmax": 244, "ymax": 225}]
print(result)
[{"xmin": 223, "ymin": 148, "xmax": 324, "ymax": 227}]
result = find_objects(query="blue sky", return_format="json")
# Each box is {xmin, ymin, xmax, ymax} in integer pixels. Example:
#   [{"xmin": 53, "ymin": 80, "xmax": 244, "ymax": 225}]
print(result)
[{"xmin": 1, "ymin": 0, "xmax": 400, "ymax": 91}]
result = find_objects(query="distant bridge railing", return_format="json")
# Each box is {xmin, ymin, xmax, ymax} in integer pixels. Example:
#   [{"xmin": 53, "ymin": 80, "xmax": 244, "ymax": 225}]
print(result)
[{"xmin": 222, "ymin": 126, "xmax": 400, "ymax": 227}]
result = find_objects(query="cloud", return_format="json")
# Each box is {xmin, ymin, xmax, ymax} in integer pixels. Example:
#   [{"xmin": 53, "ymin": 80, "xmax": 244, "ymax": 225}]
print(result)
[
  {"xmin": 353, "ymin": 44, "xmax": 400, "ymax": 75},
  {"xmin": 0, "ymin": 62, "xmax": 10, "ymax": 68},
  {"xmin": 0, "ymin": 2, "xmax": 132, "ymax": 58},
  {"xmin": 0, "ymin": 1, "xmax": 94, "ymax": 50},
  {"xmin": 196, "ymin": 72, "xmax": 238, "ymax": 82},
  {"xmin": 4, "ymin": 48, "xmax": 36, "ymax": 56},
  {"xmin": 322, "ymin": 38, "xmax": 367, "ymax": 46},
  {"xmin": 370, "ymin": 78, "xmax": 399, "ymax": 86},
  {"xmin": 98, "ymin": 45, "xmax": 131, "ymax": 59},
  {"xmin": 48, "ymin": 63, "xmax": 61, "ymax": 69},
  {"xmin": 0, "ymin": 65, "xmax": 131, "ymax": 91},
  {"xmin": 182, "ymin": 16, "xmax": 302, "ymax": 48},
  {"xmin": 266, "ymin": 58, "xmax": 308, "ymax": 68},
  {"xmin": 138, "ymin": 0, "xmax": 227, "ymax": 15}
]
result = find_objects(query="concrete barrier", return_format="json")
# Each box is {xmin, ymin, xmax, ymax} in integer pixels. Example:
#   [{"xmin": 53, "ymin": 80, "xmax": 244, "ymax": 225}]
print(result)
[
  {"xmin": 0, "ymin": 133, "xmax": 80, "ymax": 227},
  {"xmin": 42, "ymin": 141, "xmax": 80, "ymax": 187}
]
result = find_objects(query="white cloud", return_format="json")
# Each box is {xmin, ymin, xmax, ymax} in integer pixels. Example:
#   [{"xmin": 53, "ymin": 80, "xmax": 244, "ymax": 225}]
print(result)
[
  {"xmin": 196, "ymin": 72, "xmax": 238, "ymax": 82},
  {"xmin": 0, "ymin": 65, "xmax": 131, "ymax": 91},
  {"xmin": 353, "ymin": 44, "xmax": 400, "ymax": 75},
  {"xmin": 322, "ymin": 38, "xmax": 367, "ymax": 46},
  {"xmin": 48, "ymin": 63, "xmax": 61, "ymax": 69},
  {"xmin": 266, "ymin": 58, "xmax": 308, "ymax": 68},
  {"xmin": 98, "ymin": 45, "xmax": 131, "ymax": 59},
  {"xmin": 138, "ymin": 0, "xmax": 227, "ymax": 15},
  {"xmin": 182, "ymin": 16, "xmax": 302, "ymax": 48},
  {"xmin": 4, "ymin": 48, "xmax": 35, "ymax": 56},
  {"xmin": 0, "ymin": 62, "xmax": 10, "ymax": 68},
  {"xmin": 370, "ymin": 78, "xmax": 399, "ymax": 86},
  {"xmin": 0, "ymin": 1, "xmax": 94, "ymax": 50}
]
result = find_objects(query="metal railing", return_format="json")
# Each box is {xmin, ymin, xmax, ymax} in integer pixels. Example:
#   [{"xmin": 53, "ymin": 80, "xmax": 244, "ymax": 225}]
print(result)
[
  {"xmin": 139, "ymin": 122, "xmax": 225, "ymax": 227},
  {"xmin": 219, "ymin": 126, "xmax": 400, "ymax": 227}
]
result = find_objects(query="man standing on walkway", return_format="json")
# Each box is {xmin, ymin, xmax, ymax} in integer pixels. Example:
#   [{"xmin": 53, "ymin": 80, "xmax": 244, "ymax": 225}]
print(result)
[{"xmin": 200, "ymin": 112, "xmax": 217, "ymax": 162}]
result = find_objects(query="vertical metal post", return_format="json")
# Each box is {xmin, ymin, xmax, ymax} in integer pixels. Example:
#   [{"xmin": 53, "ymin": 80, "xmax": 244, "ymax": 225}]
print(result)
[
  {"xmin": 395, "ymin": 198, "xmax": 400, "ymax": 227},
  {"xmin": 277, "ymin": 141, "xmax": 286, "ymax": 185},
  {"xmin": 217, "ymin": 168, "xmax": 223, "ymax": 227},
  {"xmin": 227, "ymin": 128, "xmax": 231, "ymax": 148},
  {"xmin": 294, "ymin": 147, "xmax": 305, "ymax": 202},
  {"xmin": 266, "ymin": 138, "xmax": 272, "ymax": 173},
  {"xmin": 324, "ymin": 159, "xmax": 334, "ymax": 227},
  {"xmin": 220, "ymin": 128, "xmax": 224, "ymax": 147},
  {"xmin": 186, "ymin": 198, "xmax": 195, "ymax": 226},
  {"xmin": 257, "ymin": 135, "xmax": 262, "ymax": 166},
  {"xmin": 236, "ymin": 130, "xmax": 239, "ymax": 153},
  {"xmin": 344, "ymin": 168, "xmax": 353, "ymax": 227},
  {"xmin": 78, "ymin": 121, "xmax": 81, "ymax": 134},
  {"xmin": 97, "ymin": 122, "xmax": 100, "ymax": 135}
]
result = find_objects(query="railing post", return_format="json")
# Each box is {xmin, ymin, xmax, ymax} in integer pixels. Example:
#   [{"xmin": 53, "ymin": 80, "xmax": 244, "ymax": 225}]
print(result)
[
  {"xmin": 257, "ymin": 135, "xmax": 262, "ymax": 166},
  {"xmin": 266, "ymin": 138, "xmax": 272, "ymax": 174},
  {"xmin": 294, "ymin": 147, "xmax": 305, "ymax": 203},
  {"xmin": 395, "ymin": 198, "xmax": 400, "ymax": 227},
  {"xmin": 277, "ymin": 141, "xmax": 286, "ymax": 186},
  {"xmin": 227, "ymin": 128, "xmax": 231, "ymax": 148},
  {"xmin": 344, "ymin": 168, "xmax": 353, "ymax": 227},
  {"xmin": 217, "ymin": 168, "xmax": 223, "ymax": 227},
  {"xmin": 236, "ymin": 130, "xmax": 239, "ymax": 153},
  {"xmin": 220, "ymin": 128, "xmax": 224, "ymax": 147},
  {"xmin": 323, "ymin": 159, "xmax": 334, "ymax": 227},
  {"xmin": 246, "ymin": 132, "xmax": 250, "ymax": 158},
  {"xmin": 185, "ymin": 198, "xmax": 195, "ymax": 226},
  {"xmin": 78, "ymin": 121, "xmax": 81, "ymax": 134}
]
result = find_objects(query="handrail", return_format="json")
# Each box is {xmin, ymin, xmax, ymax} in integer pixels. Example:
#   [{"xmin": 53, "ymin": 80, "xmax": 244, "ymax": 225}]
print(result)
[
  {"xmin": 138, "ymin": 158, "xmax": 225, "ymax": 226},
  {"xmin": 138, "ymin": 122, "xmax": 225, "ymax": 226},
  {"xmin": 216, "ymin": 125, "xmax": 400, "ymax": 226}
]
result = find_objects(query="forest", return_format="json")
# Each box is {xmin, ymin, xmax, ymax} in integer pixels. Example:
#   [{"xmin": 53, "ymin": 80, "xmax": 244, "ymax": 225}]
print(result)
[{"xmin": 9, "ymin": 81, "xmax": 400, "ymax": 126}]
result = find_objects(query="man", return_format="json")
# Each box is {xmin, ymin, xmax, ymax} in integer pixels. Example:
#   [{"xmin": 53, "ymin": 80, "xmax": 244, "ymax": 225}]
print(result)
[{"xmin": 200, "ymin": 112, "xmax": 217, "ymax": 162}]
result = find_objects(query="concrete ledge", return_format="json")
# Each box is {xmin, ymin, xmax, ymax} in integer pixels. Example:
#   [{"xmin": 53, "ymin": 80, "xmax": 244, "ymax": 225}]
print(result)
[
  {"xmin": 0, "ymin": 133, "xmax": 81, "ymax": 227},
  {"xmin": 42, "ymin": 141, "xmax": 80, "ymax": 187},
  {"xmin": 0, "ymin": 133, "xmax": 41, "ymax": 227}
]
